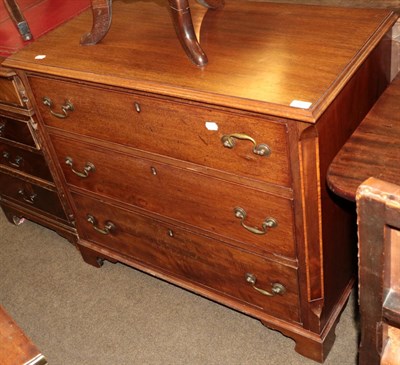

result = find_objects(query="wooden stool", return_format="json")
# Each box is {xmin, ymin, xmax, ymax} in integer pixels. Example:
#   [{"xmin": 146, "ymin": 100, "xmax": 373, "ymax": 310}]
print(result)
[{"xmin": 81, "ymin": 0, "xmax": 224, "ymax": 66}]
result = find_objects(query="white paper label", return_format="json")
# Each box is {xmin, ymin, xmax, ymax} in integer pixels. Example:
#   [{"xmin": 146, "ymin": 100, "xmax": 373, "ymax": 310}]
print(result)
[
  {"xmin": 35, "ymin": 55, "xmax": 46, "ymax": 60},
  {"xmin": 290, "ymin": 100, "xmax": 312, "ymax": 109},
  {"xmin": 205, "ymin": 121, "xmax": 219, "ymax": 131}
]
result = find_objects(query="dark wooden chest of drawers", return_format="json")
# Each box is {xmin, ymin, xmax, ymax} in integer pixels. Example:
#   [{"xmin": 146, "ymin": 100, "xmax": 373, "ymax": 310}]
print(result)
[
  {"xmin": 0, "ymin": 62, "xmax": 76, "ymax": 241},
  {"xmin": 3, "ymin": 1, "xmax": 398, "ymax": 362}
]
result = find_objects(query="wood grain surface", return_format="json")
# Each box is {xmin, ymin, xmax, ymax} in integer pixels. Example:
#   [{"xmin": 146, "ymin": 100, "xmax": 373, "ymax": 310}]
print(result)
[
  {"xmin": 327, "ymin": 75, "xmax": 400, "ymax": 201},
  {"xmin": 3, "ymin": 1, "xmax": 397, "ymax": 122}
]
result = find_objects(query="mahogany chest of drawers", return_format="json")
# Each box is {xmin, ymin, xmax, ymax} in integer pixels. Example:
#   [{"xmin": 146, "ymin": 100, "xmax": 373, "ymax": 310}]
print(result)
[
  {"xmin": 3, "ymin": 1, "xmax": 398, "ymax": 362},
  {"xmin": 0, "ymin": 61, "xmax": 75, "ymax": 241}
]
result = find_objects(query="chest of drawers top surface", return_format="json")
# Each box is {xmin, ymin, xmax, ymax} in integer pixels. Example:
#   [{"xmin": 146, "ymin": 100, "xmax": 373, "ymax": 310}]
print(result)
[{"xmin": 3, "ymin": 1, "xmax": 397, "ymax": 122}]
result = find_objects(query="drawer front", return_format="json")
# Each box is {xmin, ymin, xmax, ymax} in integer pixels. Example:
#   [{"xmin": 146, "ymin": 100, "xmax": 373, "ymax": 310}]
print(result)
[
  {"xmin": 0, "ymin": 76, "xmax": 24, "ymax": 108},
  {"xmin": 0, "ymin": 172, "xmax": 67, "ymax": 220},
  {"xmin": 30, "ymin": 76, "xmax": 291, "ymax": 187},
  {"xmin": 72, "ymin": 191, "xmax": 300, "ymax": 322},
  {"xmin": 51, "ymin": 134, "xmax": 296, "ymax": 258},
  {"xmin": 0, "ymin": 143, "xmax": 52, "ymax": 181},
  {"xmin": 0, "ymin": 115, "xmax": 37, "ymax": 148}
]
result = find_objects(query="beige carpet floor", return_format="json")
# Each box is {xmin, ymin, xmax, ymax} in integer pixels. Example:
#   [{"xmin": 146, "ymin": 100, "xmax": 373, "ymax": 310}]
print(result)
[{"xmin": 0, "ymin": 211, "xmax": 359, "ymax": 364}]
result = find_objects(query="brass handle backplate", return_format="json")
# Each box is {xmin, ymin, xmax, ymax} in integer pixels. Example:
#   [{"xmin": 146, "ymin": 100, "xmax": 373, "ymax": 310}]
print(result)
[
  {"xmin": 87, "ymin": 214, "xmax": 116, "ymax": 235},
  {"xmin": 221, "ymin": 133, "xmax": 271, "ymax": 157},
  {"xmin": 245, "ymin": 273, "xmax": 286, "ymax": 297},
  {"xmin": 65, "ymin": 157, "xmax": 95, "ymax": 178},
  {"xmin": 43, "ymin": 96, "xmax": 74, "ymax": 119},
  {"xmin": 18, "ymin": 188, "xmax": 37, "ymax": 204},
  {"xmin": 2, "ymin": 151, "xmax": 23, "ymax": 168},
  {"xmin": 234, "ymin": 207, "xmax": 277, "ymax": 235}
]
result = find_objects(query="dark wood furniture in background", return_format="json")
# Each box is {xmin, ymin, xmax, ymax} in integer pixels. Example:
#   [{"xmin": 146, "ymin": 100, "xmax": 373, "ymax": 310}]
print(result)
[
  {"xmin": 357, "ymin": 178, "xmax": 400, "ymax": 365},
  {"xmin": 0, "ymin": 2, "xmax": 92, "ymax": 241},
  {"xmin": 0, "ymin": 61, "xmax": 76, "ymax": 242},
  {"xmin": 327, "ymin": 74, "xmax": 400, "ymax": 202},
  {"xmin": 0, "ymin": 305, "xmax": 47, "ymax": 365},
  {"xmin": 328, "ymin": 74, "xmax": 400, "ymax": 364},
  {"xmin": 3, "ymin": 1, "xmax": 398, "ymax": 362}
]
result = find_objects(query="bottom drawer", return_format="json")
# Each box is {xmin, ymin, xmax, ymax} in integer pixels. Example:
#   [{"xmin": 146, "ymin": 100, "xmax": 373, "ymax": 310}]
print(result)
[
  {"xmin": 72, "ymin": 192, "xmax": 300, "ymax": 323},
  {"xmin": 0, "ymin": 172, "xmax": 67, "ymax": 220}
]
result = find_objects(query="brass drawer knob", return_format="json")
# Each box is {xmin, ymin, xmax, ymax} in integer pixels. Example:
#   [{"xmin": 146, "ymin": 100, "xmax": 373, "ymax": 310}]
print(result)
[
  {"xmin": 245, "ymin": 273, "xmax": 286, "ymax": 297},
  {"xmin": 234, "ymin": 206, "xmax": 277, "ymax": 235},
  {"xmin": 221, "ymin": 133, "xmax": 271, "ymax": 157},
  {"xmin": 43, "ymin": 96, "xmax": 74, "ymax": 119},
  {"xmin": 65, "ymin": 157, "xmax": 95, "ymax": 178},
  {"xmin": 87, "ymin": 214, "xmax": 116, "ymax": 235}
]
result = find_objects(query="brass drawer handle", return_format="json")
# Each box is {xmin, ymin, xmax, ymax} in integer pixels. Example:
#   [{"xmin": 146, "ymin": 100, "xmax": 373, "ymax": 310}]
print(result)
[
  {"xmin": 65, "ymin": 157, "xmax": 95, "ymax": 178},
  {"xmin": 18, "ymin": 188, "xmax": 37, "ymax": 204},
  {"xmin": 43, "ymin": 97, "xmax": 74, "ymax": 119},
  {"xmin": 2, "ymin": 151, "xmax": 23, "ymax": 168},
  {"xmin": 221, "ymin": 133, "xmax": 271, "ymax": 157},
  {"xmin": 245, "ymin": 273, "xmax": 286, "ymax": 297},
  {"xmin": 87, "ymin": 214, "xmax": 116, "ymax": 235},
  {"xmin": 234, "ymin": 207, "xmax": 277, "ymax": 235},
  {"xmin": 0, "ymin": 122, "xmax": 5, "ymax": 135}
]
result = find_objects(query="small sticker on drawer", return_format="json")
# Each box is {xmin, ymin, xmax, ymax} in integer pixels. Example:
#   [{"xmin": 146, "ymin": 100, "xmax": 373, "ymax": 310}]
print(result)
[
  {"xmin": 35, "ymin": 55, "xmax": 46, "ymax": 60},
  {"xmin": 290, "ymin": 100, "xmax": 312, "ymax": 109},
  {"xmin": 205, "ymin": 121, "xmax": 219, "ymax": 131}
]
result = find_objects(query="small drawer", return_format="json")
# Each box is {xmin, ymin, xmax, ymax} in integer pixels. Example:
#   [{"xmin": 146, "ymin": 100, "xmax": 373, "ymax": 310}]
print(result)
[
  {"xmin": 51, "ymin": 134, "xmax": 296, "ymax": 258},
  {"xmin": 0, "ymin": 143, "xmax": 53, "ymax": 181},
  {"xmin": 0, "ymin": 172, "xmax": 67, "ymax": 220},
  {"xmin": 72, "ymin": 191, "xmax": 300, "ymax": 323},
  {"xmin": 0, "ymin": 75, "xmax": 25, "ymax": 108},
  {"xmin": 30, "ymin": 76, "xmax": 291, "ymax": 187},
  {"xmin": 0, "ymin": 115, "xmax": 37, "ymax": 148}
]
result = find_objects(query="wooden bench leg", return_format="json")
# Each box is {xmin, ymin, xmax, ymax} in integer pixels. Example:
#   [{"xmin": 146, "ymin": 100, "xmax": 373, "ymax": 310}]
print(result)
[{"xmin": 81, "ymin": 0, "xmax": 112, "ymax": 45}]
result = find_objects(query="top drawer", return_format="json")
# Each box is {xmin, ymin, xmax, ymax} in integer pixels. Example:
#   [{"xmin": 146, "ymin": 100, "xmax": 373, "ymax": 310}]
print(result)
[
  {"xmin": 29, "ymin": 76, "xmax": 291, "ymax": 187},
  {"xmin": 0, "ymin": 74, "xmax": 25, "ymax": 109}
]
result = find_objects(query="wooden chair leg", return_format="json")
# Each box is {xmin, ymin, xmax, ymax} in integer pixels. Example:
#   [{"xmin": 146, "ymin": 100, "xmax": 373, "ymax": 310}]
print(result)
[
  {"xmin": 167, "ymin": 0, "xmax": 209, "ymax": 67},
  {"xmin": 168, "ymin": 0, "xmax": 224, "ymax": 67},
  {"xmin": 196, "ymin": 0, "xmax": 224, "ymax": 9},
  {"xmin": 82, "ymin": 0, "xmax": 224, "ymax": 66},
  {"xmin": 3, "ymin": 0, "xmax": 32, "ymax": 41},
  {"xmin": 81, "ymin": 0, "xmax": 112, "ymax": 45}
]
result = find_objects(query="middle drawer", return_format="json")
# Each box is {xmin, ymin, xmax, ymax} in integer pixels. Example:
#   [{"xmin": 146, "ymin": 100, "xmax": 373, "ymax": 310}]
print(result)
[
  {"xmin": 50, "ymin": 134, "xmax": 296, "ymax": 258},
  {"xmin": 0, "ymin": 142, "xmax": 53, "ymax": 181}
]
